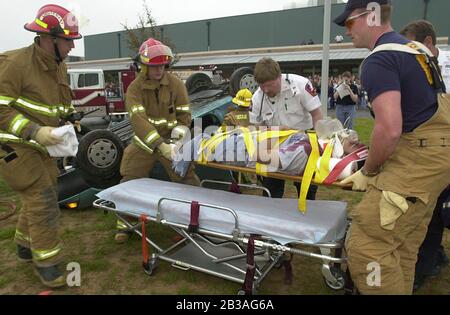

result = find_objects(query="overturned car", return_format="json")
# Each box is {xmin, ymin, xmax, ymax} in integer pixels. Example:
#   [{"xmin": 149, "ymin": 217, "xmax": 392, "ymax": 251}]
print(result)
[{"xmin": 58, "ymin": 67, "xmax": 258, "ymax": 209}]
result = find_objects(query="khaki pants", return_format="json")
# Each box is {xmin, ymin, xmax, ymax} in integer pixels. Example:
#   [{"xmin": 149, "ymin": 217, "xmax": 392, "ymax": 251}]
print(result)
[
  {"xmin": 120, "ymin": 143, "xmax": 200, "ymax": 185},
  {"xmin": 346, "ymin": 186, "xmax": 436, "ymax": 294},
  {"xmin": 116, "ymin": 143, "xmax": 200, "ymax": 231},
  {"xmin": 0, "ymin": 145, "xmax": 62, "ymax": 267}
]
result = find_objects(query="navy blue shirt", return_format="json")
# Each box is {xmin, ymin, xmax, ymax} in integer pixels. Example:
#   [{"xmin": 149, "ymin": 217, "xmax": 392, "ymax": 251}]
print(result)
[{"xmin": 361, "ymin": 31, "xmax": 437, "ymax": 132}]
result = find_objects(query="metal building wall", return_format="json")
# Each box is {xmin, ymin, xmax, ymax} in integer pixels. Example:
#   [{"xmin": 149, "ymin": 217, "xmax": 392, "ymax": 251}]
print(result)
[{"xmin": 84, "ymin": 0, "xmax": 450, "ymax": 60}]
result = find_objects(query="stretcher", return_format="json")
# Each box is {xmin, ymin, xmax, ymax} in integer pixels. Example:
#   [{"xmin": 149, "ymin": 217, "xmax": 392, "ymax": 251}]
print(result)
[
  {"xmin": 196, "ymin": 161, "xmax": 352, "ymax": 188},
  {"xmin": 94, "ymin": 178, "xmax": 349, "ymax": 294}
]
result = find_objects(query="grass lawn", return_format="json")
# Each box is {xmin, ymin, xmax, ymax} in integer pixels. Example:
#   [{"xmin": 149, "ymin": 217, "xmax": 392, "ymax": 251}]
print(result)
[{"xmin": 0, "ymin": 117, "xmax": 449, "ymax": 295}]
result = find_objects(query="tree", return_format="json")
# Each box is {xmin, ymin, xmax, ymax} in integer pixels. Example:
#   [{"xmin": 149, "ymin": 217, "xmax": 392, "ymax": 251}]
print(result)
[{"xmin": 122, "ymin": 0, "xmax": 176, "ymax": 56}]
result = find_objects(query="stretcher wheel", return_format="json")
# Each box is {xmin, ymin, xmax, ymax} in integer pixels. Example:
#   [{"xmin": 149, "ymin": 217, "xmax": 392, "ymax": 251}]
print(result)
[
  {"xmin": 323, "ymin": 266, "xmax": 346, "ymax": 291},
  {"xmin": 236, "ymin": 283, "xmax": 258, "ymax": 295},
  {"xmin": 143, "ymin": 257, "xmax": 158, "ymax": 276}
]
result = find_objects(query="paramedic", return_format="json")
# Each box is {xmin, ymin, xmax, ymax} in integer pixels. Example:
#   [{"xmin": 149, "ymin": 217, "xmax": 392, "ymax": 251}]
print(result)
[{"xmin": 250, "ymin": 57, "xmax": 323, "ymax": 199}]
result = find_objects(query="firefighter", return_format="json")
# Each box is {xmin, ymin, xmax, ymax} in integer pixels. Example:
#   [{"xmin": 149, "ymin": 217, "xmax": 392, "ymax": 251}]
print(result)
[
  {"xmin": 115, "ymin": 38, "xmax": 200, "ymax": 243},
  {"xmin": 0, "ymin": 4, "xmax": 82, "ymax": 287},
  {"xmin": 223, "ymin": 88, "xmax": 252, "ymax": 127}
]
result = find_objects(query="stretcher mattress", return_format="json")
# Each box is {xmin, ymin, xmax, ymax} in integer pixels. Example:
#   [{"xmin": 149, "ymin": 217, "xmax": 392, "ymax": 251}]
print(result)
[{"xmin": 97, "ymin": 179, "xmax": 348, "ymax": 245}]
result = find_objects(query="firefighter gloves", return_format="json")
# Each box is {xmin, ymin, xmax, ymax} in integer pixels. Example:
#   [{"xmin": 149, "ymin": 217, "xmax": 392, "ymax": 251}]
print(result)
[{"xmin": 35, "ymin": 126, "xmax": 63, "ymax": 146}]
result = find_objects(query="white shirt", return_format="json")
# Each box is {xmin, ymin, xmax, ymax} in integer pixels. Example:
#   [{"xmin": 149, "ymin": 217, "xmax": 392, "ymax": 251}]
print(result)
[
  {"xmin": 438, "ymin": 48, "xmax": 450, "ymax": 92},
  {"xmin": 250, "ymin": 74, "xmax": 322, "ymax": 130}
]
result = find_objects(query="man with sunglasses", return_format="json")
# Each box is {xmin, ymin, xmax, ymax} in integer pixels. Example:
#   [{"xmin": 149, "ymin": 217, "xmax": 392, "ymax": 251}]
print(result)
[
  {"xmin": 336, "ymin": 0, "xmax": 450, "ymax": 294},
  {"xmin": 0, "ymin": 4, "xmax": 82, "ymax": 287}
]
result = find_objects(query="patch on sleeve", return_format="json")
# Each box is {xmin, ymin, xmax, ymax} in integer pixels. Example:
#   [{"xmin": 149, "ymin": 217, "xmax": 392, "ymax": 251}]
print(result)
[{"xmin": 305, "ymin": 82, "xmax": 317, "ymax": 97}]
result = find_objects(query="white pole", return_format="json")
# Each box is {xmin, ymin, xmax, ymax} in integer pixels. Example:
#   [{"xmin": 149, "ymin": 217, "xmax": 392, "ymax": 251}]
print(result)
[{"xmin": 320, "ymin": 0, "xmax": 332, "ymax": 117}]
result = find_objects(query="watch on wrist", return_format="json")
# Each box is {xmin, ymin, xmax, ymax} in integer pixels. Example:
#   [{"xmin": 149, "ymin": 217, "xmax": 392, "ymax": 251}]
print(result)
[{"xmin": 361, "ymin": 166, "xmax": 381, "ymax": 177}]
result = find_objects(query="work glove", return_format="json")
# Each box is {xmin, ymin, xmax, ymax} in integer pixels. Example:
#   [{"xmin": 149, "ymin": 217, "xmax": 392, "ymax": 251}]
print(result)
[
  {"xmin": 380, "ymin": 191, "xmax": 409, "ymax": 231},
  {"xmin": 35, "ymin": 126, "xmax": 63, "ymax": 146},
  {"xmin": 340, "ymin": 169, "xmax": 369, "ymax": 191},
  {"xmin": 157, "ymin": 142, "xmax": 175, "ymax": 161}
]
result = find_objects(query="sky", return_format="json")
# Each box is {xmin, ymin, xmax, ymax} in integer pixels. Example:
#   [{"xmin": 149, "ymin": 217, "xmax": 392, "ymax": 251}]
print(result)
[{"xmin": 0, "ymin": 0, "xmax": 313, "ymax": 57}]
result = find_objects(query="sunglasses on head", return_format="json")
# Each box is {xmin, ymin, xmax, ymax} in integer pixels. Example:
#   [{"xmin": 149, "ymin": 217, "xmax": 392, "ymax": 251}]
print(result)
[{"xmin": 344, "ymin": 10, "xmax": 371, "ymax": 29}]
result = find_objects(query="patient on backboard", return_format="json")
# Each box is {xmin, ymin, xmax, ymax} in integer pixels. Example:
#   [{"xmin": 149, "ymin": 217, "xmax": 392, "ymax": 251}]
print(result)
[{"xmin": 172, "ymin": 118, "xmax": 367, "ymax": 184}]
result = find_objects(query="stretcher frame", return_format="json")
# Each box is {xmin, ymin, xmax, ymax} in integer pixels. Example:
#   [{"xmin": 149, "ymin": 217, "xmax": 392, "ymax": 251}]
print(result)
[
  {"xmin": 93, "ymin": 180, "xmax": 349, "ymax": 294},
  {"xmin": 195, "ymin": 161, "xmax": 352, "ymax": 188}
]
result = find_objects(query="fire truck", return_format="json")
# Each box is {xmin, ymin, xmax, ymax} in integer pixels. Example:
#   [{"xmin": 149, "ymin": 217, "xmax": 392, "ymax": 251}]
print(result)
[{"xmin": 67, "ymin": 58, "xmax": 137, "ymax": 117}]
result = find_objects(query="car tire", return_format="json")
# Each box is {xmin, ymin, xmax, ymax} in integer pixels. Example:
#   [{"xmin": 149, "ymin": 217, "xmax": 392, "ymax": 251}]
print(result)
[
  {"xmin": 185, "ymin": 73, "xmax": 213, "ymax": 94},
  {"xmin": 76, "ymin": 129, "xmax": 124, "ymax": 187},
  {"xmin": 229, "ymin": 67, "xmax": 258, "ymax": 96}
]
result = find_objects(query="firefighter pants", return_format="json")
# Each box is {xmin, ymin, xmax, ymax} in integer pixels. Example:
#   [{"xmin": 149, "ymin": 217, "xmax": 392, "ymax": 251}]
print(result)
[
  {"xmin": 116, "ymin": 143, "xmax": 200, "ymax": 232},
  {"xmin": 0, "ymin": 145, "xmax": 62, "ymax": 267},
  {"xmin": 345, "ymin": 185, "xmax": 436, "ymax": 294}
]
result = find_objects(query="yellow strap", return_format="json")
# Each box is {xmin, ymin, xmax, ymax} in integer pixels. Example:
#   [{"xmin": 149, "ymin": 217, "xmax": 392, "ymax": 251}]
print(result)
[
  {"xmin": 406, "ymin": 43, "xmax": 434, "ymax": 86},
  {"xmin": 200, "ymin": 127, "xmax": 248, "ymax": 163},
  {"xmin": 256, "ymin": 163, "xmax": 268, "ymax": 176},
  {"xmin": 298, "ymin": 132, "xmax": 320, "ymax": 213},
  {"xmin": 257, "ymin": 130, "xmax": 299, "ymax": 144},
  {"xmin": 204, "ymin": 134, "xmax": 229, "ymax": 161},
  {"xmin": 197, "ymin": 139, "xmax": 207, "ymax": 164},
  {"xmin": 314, "ymin": 139, "xmax": 334, "ymax": 183}
]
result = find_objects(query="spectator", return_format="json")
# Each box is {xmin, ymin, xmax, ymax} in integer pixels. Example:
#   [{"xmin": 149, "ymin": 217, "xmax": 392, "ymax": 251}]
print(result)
[{"xmin": 334, "ymin": 71, "xmax": 359, "ymax": 129}]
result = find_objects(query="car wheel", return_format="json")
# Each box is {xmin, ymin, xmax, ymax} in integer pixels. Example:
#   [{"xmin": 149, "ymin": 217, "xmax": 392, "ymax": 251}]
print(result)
[
  {"xmin": 229, "ymin": 67, "xmax": 258, "ymax": 96},
  {"xmin": 76, "ymin": 129, "xmax": 123, "ymax": 187},
  {"xmin": 185, "ymin": 73, "xmax": 213, "ymax": 94}
]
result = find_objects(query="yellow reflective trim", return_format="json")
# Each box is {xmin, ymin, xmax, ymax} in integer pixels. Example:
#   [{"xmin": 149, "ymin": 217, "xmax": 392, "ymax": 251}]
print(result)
[
  {"xmin": 176, "ymin": 105, "xmax": 190, "ymax": 112},
  {"xmin": 32, "ymin": 245, "xmax": 61, "ymax": 261},
  {"xmin": 144, "ymin": 130, "xmax": 160, "ymax": 145},
  {"xmin": 130, "ymin": 105, "xmax": 145, "ymax": 115},
  {"xmin": 149, "ymin": 118, "xmax": 168, "ymax": 125},
  {"xmin": 9, "ymin": 114, "xmax": 30, "ymax": 136},
  {"xmin": 140, "ymin": 55, "xmax": 150, "ymax": 63},
  {"xmin": 299, "ymin": 132, "xmax": 320, "ymax": 213},
  {"xmin": 133, "ymin": 136, "xmax": 154, "ymax": 154},
  {"xmin": 15, "ymin": 98, "xmax": 59, "ymax": 117},
  {"xmin": 0, "ymin": 95, "xmax": 15, "ymax": 105},
  {"xmin": 35, "ymin": 18, "xmax": 48, "ymax": 29},
  {"xmin": 0, "ymin": 132, "xmax": 46, "ymax": 153},
  {"xmin": 15, "ymin": 229, "xmax": 31, "ymax": 243},
  {"xmin": 167, "ymin": 120, "xmax": 178, "ymax": 128}
]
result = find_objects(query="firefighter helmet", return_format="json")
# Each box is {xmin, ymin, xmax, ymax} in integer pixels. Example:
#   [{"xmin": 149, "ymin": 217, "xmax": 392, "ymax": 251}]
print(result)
[
  {"xmin": 138, "ymin": 38, "xmax": 173, "ymax": 66},
  {"xmin": 24, "ymin": 4, "xmax": 82, "ymax": 40},
  {"xmin": 232, "ymin": 89, "xmax": 253, "ymax": 107}
]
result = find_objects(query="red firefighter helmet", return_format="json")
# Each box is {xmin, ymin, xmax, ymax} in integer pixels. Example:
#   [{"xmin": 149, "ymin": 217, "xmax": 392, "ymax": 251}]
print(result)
[
  {"xmin": 24, "ymin": 4, "xmax": 82, "ymax": 40},
  {"xmin": 138, "ymin": 38, "xmax": 173, "ymax": 66}
]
